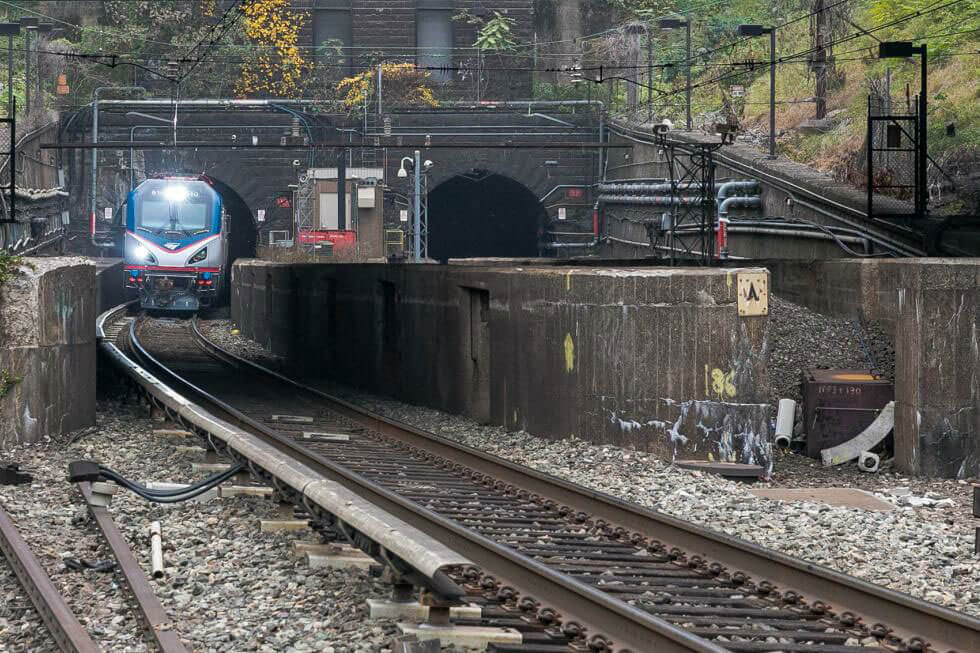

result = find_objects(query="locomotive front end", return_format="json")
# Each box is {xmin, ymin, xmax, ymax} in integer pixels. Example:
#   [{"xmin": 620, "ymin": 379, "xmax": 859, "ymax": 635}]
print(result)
[{"xmin": 124, "ymin": 177, "xmax": 225, "ymax": 311}]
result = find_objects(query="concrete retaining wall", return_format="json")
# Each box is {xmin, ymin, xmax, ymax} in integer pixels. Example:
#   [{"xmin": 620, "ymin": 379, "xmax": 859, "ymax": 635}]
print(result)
[
  {"xmin": 233, "ymin": 260, "xmax": 774, "ymax": 469},
  {"xmin": 762, "ymin": 257, "xmax": 980, "ymax": 478},
  {"xmin": 0, "ymin": 257, "xmax": 96, "ymax": 449}
]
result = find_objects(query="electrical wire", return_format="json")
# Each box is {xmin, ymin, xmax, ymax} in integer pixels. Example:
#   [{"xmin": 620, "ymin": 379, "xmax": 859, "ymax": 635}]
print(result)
[{"xmin": 98, "ymin": 462, "xmax": 245, "ymax": 503}]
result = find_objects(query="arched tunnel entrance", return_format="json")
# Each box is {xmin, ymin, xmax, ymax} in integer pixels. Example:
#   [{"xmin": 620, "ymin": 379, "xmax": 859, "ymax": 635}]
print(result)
[
  {"xmin": 426, "ymin": 171, "xmax": 544, "ymax": 261},
  {"xmin": 205, "ymin": 176, "xmax": 257, "ymax": 265}
]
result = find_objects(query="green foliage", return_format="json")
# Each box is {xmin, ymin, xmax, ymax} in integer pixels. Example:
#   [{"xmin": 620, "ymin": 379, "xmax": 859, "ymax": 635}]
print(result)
[
  {"xmin": 0, "ymin": 253, "xmax": 24, "ymax": 286},
  {"xmin": 0, "ymin": 369, "xmax": 20, "ymax": 401},
  {"xmin": 455, "ymin": 9, "xmax": 521, "ymax": 51},
  {"xmin": 475, "ymin": 13, "xmax": 519, "ymax": 51},
  {"xmin": 0, "ymin": 252, "xmax": 25, "ymax": 402}
]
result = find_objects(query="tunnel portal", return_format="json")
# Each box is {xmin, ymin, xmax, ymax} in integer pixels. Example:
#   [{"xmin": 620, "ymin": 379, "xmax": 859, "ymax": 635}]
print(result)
[
  {"xmin": 426, "ymin": 171, "xmax": 545, "ymax": 261},
  {"xmin": 205, "ymin": 176, "xmax": 257, "ymax": 265}
]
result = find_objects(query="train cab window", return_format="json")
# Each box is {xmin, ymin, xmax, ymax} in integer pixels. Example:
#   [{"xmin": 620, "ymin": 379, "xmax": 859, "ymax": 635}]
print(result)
[{"xmin": 135, "ymin": 180, "xmax": 215, "ymax": 236}]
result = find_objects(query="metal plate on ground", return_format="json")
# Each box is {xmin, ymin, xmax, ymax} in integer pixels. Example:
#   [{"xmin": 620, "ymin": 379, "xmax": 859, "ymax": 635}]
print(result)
[
  {"xmin": 674, "ymin": 460, "xmax": 763, "ymax": 481},
  {"xmin": 749, "ymin": 487, "xmax": 895, "ymax": 511},
  {"xmin": 270, "ymin": 414, "xmax": 314, "ymax": 424},
  {"xmin": 302, "ymin": 432, "xmax": 352, "ymax": 442}
]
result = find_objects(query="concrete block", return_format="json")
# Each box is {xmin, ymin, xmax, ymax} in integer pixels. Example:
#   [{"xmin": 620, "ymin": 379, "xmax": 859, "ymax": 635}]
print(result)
[
  {"xmin": 218, "ymin": 485, "xmax": 273, "ymax": 498},
  {"xmin": 368, "ymin": 600, "xmax": 481, "ymax": 621},
  {"xmin": 190, "ymin": 463, "xmax": 232, "ymax": 474},
  {"xmin": 259, "ymin": 519, "xmax": 308, "ymax": 533},
  {"xmin": 397, "ymin": 623, "xmax": 521, "ymax": 649},
  {"xmin": 174, "ymin": 445, "xmax": 206, "ymax": 454},
  {"xmin": 308, "ymin": 549, "xmax": 375, "ymax": 570},
  {"xmin": 0, "ymin": 257, "xmax": 96, "ymax": 449},
  {"xmin": 153, "ymin": 428, "xmax": 194, "ymax": 438}
]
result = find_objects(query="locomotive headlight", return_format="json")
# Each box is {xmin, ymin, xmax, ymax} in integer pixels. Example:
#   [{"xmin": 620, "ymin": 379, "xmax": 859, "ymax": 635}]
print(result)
[
  {"xmin": 188, "ymin": 247, "xmax": 208, "ymax": 264},
  {"xmin": 133, "ymin": 245, "xmax": 156, "ymax": 264},
  {"xmin": 162, "ymin": 185, "xmax": 189, "ymax": 203}
]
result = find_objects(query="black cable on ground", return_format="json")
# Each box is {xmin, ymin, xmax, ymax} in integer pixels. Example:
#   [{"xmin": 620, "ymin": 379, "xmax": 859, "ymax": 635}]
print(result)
[
  {"xmin": 68, "ymin": 459, "xmax": 246, "ymax": 503},
  {"xmin": 98, "ymin": 463, "xmax": 245, "ymax": 503}
]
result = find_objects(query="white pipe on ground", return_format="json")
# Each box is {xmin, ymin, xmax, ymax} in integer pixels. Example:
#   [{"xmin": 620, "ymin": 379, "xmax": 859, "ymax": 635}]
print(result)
[
  {"xmin": 774, "ymin": 398, "xmax": 795, "ymax": 449},
  {"xmin": 859, "ymin": 451, "xmax": 881, "ymax": 473},
  {"xmin": 149, "ymin": 521, "xmax": 164, "ymax": 579}
]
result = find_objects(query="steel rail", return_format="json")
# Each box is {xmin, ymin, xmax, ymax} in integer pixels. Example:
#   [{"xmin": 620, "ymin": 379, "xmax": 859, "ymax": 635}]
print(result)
[
  {"xmin": 76, "ymin": 482, "xmax": 188, "ymax": 653},
  {"xmin": 117, "ymin": 313, "xmax": 723, "ymax": 652},
  {"xmin": 0, "ymin": 505, "xmax": 101, "ymax": 653},
  {"xmin": 189, "ymin": 319, "xmax": 980, "ymax": 653},
  {"xmin": 95, "ymin": 305, "xmax": 473, "ymax": 601}
]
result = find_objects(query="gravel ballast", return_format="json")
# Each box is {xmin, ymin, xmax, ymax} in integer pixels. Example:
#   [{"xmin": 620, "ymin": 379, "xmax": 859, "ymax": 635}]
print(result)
[
  {"xmin": 199, "ymin": 317, "xmax": 980, "ymax": 620},
  {"xmin": 0, "ymin": 401, "xmax": 400, "ymax": 652}
]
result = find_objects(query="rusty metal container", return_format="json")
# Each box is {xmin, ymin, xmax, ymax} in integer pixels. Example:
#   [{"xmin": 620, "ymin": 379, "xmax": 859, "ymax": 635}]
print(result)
[{"xmin": 802, "ymin": 369, "xmax": 894, "ymax": 459}]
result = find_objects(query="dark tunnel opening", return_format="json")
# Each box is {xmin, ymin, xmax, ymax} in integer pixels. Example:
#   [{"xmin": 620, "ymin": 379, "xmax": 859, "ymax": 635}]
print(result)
[
  {"xmin": 205, "ymin": 177, "xmax": 257, "ymax": 266},
  {"xmin": 426, "ymin": 172, "xmax": 544, "ymax": 261}
]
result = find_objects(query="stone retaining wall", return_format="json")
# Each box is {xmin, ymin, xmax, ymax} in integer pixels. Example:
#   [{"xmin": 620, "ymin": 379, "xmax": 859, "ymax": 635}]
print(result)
[{"xmin": 233, "ymin": 260, "xmax": 774, "ymax": 469}]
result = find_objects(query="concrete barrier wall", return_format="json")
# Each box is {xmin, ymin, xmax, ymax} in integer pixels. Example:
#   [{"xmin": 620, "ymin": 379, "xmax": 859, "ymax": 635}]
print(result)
[
  {"xmin": 0, "ymin": 257, "xmax": 96, "ymax": 449},
  {"xmin": 95, "ymin": 259, "xmax": 128, "ymax": 314},
  {"xmin": 762, "ymin": 257, "xmax": 980, "ymax": 478},
  {"xmin": 233, "ymin": 260, "xmax": 774, "ymax": 468}
]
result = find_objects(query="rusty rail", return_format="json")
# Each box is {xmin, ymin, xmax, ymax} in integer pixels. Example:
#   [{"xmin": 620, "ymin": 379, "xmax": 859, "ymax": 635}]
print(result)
[
  {"xmin": 76, "ymin": 482, "xmax": 187, "ymax": 653},
  {"xmin": 0, "ymin": 504, "xmax": 100, "ymax": 653}
]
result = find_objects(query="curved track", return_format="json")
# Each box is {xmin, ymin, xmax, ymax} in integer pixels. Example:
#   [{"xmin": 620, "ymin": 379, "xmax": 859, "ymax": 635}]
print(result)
[{"xmin": 99, "ymin": 306, "xmax": 980, "ymax": 653}]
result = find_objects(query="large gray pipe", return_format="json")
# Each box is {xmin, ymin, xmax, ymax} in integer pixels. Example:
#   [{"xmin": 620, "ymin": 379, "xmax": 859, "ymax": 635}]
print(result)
[
  {"xmin": 716, "ymin": 180, "xmax": 760, "ymax": 201},
  {"xmin": 718, "ymin": 196, "xmax": 761, "ymax": 216},
  {"xmin": 598, "ymin": 195, "xmax": 702, "ymax": 205}
]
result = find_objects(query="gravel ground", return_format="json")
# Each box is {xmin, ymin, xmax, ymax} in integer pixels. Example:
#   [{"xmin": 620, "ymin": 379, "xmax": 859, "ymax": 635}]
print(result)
[
  {"xmin": 197, "ymin": 318, "xmax": 980, "ymax": 620},
  {"xmin": 766, "ymin": 295, "xmax": 894, "ymax": 404},
  {"xmin": 0, "ymin": 401, "xmax": 402, "ymax": 652}
]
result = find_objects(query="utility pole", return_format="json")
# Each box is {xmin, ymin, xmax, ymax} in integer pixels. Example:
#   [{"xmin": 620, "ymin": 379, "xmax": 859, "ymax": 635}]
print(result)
[
  {"xmin": 685, "ymin": 19, "xmax": 692, "ymax": 130},
  {"xmin": 413, "ymin": 149, "xmax": 421, "ymax": 261},
  {"xmin": 813, "ymin": 0, "xmax": 827, "ymax": 119},
  {"xmin": 659, "ymin": 18, "xmax": 692, "ymax": 130},
  {"xmin": 740, "ymin": 24, "xmax": 778, "ymax": 158},
  {"xmin": 0, "ymin": 23, "xmax": 20, "ymax": 118},
  {"xmin": 21, "ymin": 18, "xmax": 35, "ymax": 113},
  {"xmin": 337, "ymin": 147, "xmax": 346, "ymax": 231}
]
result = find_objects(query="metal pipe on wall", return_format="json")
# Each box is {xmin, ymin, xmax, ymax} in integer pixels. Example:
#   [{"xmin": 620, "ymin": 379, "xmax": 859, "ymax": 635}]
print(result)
[{"xmin": 90, "ymin": 86, "xmax": 144, "ymax": 246}]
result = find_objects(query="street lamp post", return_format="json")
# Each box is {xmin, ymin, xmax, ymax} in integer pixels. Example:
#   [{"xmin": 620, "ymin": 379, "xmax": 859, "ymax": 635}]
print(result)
[
  {"xmin": 659, "ymin": 18, "xmax": 692, "ymax": 131},
  {"xmin": 879, "ymin": 41, "xmax": 928, "ymax": 217},
  {"xmin": 739, "ymin": 24, "xmax": 776, "ymax": 158},
  {"xmin": 0, "ymin": 23, "xmax": 21, "ymax": 118},
  {"xmin": 398, "ymin": 151, "xmax": 433, "ymax": 262},
  {"xmin": 19, "ymin": 17, "xmax": 36, "ymax": 113},
  {"xmin": 398, "ymin": 151, "xmax": 422, "ymax": 262},
  {"xmin": 34, "ymin": 23, "xmax": 52, "ymax": 107}
]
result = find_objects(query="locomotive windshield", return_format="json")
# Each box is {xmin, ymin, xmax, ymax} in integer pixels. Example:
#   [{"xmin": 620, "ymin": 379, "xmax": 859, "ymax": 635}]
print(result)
[{"xmin": 135, "ymin": 179, "xmax": 216, "ymax": 236}]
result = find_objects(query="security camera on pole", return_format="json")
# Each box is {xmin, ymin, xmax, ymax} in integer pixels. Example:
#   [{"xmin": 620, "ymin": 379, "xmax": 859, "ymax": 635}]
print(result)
[{"xmin": 398, "ymin": 151, "xmax": 434, "ymax": 262}]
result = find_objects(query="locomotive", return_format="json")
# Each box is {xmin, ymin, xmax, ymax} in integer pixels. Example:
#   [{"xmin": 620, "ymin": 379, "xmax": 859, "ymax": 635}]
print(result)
[{"xmin": 124, "ymin": 175, "xmax": 228, "ymax": 311}]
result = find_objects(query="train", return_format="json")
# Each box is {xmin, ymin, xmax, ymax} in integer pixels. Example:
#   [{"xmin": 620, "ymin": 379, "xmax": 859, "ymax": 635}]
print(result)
[{"xmin": 124, "ymin": 175, "xmax": 228, "ymax": 311}]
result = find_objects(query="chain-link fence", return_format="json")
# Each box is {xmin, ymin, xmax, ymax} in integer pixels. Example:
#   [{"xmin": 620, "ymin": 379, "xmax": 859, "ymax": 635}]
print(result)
[{"xmin": 867, "ymin": 93, "xmax": 921, "ymax": 218}]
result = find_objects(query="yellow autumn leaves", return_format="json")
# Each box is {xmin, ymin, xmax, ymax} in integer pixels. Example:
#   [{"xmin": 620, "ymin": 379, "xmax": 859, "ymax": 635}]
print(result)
[
  {"xmin": 234, "ymin": 2, "xmax": 439, "ymax": 106},
  {"xmin": 337, "ymin": 63, "xmax": 439, "ymax": 110},
  {"xmin": 236, "ymin": 0, "xmax": 309, "ymax": 97}
]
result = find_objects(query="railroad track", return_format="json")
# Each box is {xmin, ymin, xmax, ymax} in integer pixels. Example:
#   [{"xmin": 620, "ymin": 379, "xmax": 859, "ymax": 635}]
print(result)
[{"xmin": 97, "ymin": 304, "xmax": 980, "ymax": 653}]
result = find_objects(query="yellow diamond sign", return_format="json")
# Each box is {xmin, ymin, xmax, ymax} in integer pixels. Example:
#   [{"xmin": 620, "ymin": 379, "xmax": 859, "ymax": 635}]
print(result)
[{"xmin": 737, "ymin": 271, "xmax": 768, "ymax": 317}]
